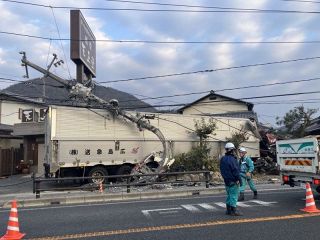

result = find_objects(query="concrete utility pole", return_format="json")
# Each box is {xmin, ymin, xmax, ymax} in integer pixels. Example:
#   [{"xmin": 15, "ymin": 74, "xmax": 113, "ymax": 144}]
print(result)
[{"xmin": 20, "ymin": 52, "xmax": 171, "ymax": 177}]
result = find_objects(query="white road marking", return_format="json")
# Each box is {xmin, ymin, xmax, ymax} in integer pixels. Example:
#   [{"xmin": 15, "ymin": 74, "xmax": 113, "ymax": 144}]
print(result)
[
  {"xmin": 214, "ymin": 202, "xmax": 226, "ymax": 208},
  {"xmin": 249, "ymin": 200, "xmax": 277, "ymax": 206},
  {"xmin": 142, "ymin": 207, "xmax": 182, "ymax": 219},
  {"xmin": 181, "ymin": 204, "xmax": 201, "ymax": 213},
  {"xmin": 159, "ymin": 210, "xmax": 180, "ymax": 215},
  {"xmin": 198, "ymin": 203, "xmax": 217, "ymax": 211},
  {"xmin": 236, "ymin": 202, "xmax": 251, "ymax": 207}
]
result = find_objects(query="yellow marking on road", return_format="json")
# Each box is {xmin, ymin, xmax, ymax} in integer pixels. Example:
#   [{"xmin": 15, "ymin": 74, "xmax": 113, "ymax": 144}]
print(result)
[{"xmin": 27, "ymin": 213, "xmax": 320, "ymax": 240}]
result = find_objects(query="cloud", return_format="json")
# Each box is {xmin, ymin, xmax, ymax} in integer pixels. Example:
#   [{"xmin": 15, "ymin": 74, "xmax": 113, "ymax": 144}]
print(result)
[
  {"xmin": 0, "ymin": 48, "xmax": 7, "ymax": 65},
  {"xmin": 1, "ymin": 0, "xmax": 320, "ymax": 125}
]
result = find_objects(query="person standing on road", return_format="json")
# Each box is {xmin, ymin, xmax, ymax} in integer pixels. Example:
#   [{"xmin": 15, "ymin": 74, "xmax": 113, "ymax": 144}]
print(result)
[
  {"xmin": 220, "ymin": 142, "xmax": 242, "ymax": 216},
  {"xmin": 238, "ymin": 147, "xmax": 257, "ymax": 201}
]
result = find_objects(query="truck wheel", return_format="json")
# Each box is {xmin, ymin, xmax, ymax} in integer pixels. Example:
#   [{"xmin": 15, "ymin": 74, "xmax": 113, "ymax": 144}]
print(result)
[
  {"xmin": 87, "ymin": 166, "xmax": 108, "ymax": 184},
  {"xmin": 146, "ymin": 161, "xmax": 159, "ymax": 171},
  {"xmin": 116, "ymin": 165, "xmax": 133, "ymax": 182}
]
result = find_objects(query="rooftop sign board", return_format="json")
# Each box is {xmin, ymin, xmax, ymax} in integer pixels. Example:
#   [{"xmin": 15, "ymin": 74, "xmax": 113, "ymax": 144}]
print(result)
[{"xmin": 70, "ymin": 10, "xmax": 96, "ymax": 77}]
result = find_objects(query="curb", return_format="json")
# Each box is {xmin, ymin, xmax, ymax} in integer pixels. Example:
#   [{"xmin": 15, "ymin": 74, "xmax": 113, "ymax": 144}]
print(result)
[{"xmin": 1, "ymin": 187, "xmax": 225, "ymax": 208}]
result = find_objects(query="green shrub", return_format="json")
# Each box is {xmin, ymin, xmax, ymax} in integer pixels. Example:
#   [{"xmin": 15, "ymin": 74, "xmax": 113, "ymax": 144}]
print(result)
[{"xmin": 171, "ymin": 145, "xmax": 220, "ymax": 172}]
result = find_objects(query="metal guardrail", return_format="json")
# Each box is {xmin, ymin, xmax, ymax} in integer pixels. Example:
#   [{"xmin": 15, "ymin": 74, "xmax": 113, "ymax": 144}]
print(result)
[{"xmin": 32, "ymin": 171, "xmax": 211, "ymax": 199}]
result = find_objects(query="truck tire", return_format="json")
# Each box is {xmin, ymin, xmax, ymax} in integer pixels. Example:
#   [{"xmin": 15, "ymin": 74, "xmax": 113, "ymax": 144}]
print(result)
[
  {"xmin": 116, "ymin": 165, "xmax": 133, "ymax": 182},
  {"xmin": 146, "ymin": 161, "xmax": 159, "ymax": 171},
  {"xmin": 87, "ymin": 166, "xmax": 108, "ymax": 184}
]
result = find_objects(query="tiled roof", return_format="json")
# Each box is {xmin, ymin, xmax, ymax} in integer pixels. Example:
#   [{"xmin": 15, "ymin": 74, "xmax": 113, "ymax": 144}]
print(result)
[
  {"xmin": 3, "ymin": 77, "xmax": 156, "ymax": 112},
  {"xmin": 177, "ymin": 91, "xmax": 254, "ymax": 113}
]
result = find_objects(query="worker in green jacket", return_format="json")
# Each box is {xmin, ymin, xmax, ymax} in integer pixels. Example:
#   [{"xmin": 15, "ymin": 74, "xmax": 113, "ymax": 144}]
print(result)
[{"xmin": 238, "ymin": 147, "xmax": 257, "ymax": 201}]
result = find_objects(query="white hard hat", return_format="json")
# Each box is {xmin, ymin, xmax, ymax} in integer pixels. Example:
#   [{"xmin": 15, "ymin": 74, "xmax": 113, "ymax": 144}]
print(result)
[
  {"xmin": 225, "ymin": 142, "xmax": 235, "ymax": 149},
  {"xmin": 239, "ymin": 147, "xmax": 247, "ymax": 152}
]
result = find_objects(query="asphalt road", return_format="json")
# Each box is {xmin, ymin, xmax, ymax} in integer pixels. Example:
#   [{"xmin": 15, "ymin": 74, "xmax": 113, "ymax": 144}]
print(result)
[{"xmin": 0, "ymin": 187, "xmax": 319, "ymax": 240}]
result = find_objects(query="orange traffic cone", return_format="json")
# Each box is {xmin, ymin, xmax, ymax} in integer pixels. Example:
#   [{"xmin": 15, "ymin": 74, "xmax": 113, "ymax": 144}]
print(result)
[
  {"xmin": 301, "ymin": 182, "xmax": 320, "ymax": 213},
  {"xmin": 1, "ymin": 200, "xmax": 25, "ymax": 240},
  {"xmin": 99, "ymin": 182, "xmax": 103, "ymax": 193}
]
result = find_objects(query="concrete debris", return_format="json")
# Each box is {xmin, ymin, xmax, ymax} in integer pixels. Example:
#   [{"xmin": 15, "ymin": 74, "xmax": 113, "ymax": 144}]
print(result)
[
  {"xmin": 268, "ymin": 178, "xmax": 280, "ymax": 183},
  {"xmin": 254, "ymin": 156, "xmax": 279, "ymax": 175}
]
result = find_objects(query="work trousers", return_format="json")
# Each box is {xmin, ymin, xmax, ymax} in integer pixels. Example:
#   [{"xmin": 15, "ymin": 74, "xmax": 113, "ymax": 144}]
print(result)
[
  {"xmin": 239, "ymin": 175, "xmax": 257, "ymax": 193},
  {"xmin": 225, "ymin": 184, "xmax": 239, "ymax": 207}
]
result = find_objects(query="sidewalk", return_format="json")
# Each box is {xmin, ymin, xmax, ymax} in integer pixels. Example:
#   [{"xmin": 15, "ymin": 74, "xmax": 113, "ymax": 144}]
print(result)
[{"xmin": 0, "ymin": 174, "xmax": 283, "ymax": 209}]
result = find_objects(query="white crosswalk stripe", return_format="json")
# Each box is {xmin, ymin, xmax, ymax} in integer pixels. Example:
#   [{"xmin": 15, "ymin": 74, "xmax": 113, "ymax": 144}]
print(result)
[
  {"xmin": 142, "ymin": 200, "xmax": 277, "ymax": 218},
  {"xmin": 181, "ymin": 204, "xmax": 201, "ymax": 213},
  {"xmin": 249, "ymin": 200, "xmax": 277, "ymax": 206},
  {"xmin": 197, "ymin": 203, "xmax": 217, "ymax": 211},
  {"xmin": 214, "ymin": 202, "xmax": 226, "ymax": 208},
  {"xmin": 236, "ymin": 202, "xmax": 251, "ymax": 207}
]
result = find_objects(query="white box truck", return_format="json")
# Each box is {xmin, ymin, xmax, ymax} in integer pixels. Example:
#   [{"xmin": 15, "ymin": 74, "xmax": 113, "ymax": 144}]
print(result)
[
  {"xmin": 276, "ymin": 137, "xmax": 320, "ymax": 192},
  {"xmin": 44, "ymin": 105, "xmax": 261, "ymax": 183}
]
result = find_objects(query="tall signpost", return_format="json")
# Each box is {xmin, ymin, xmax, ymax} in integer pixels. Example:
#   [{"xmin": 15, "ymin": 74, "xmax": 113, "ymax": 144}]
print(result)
[{"xmin": 70, "ymin": 10, "xmax": 96, "ymax": 87}]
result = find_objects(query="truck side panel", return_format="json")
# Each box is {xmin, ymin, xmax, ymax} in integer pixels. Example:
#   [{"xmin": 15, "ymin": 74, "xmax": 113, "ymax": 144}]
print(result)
[{"xmin": 46, "ymin": 106, "xmax": 261, "ymax": 174}]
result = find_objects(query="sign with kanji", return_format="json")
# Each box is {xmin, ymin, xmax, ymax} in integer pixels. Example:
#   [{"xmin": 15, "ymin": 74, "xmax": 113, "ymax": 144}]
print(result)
[
  {"xmin": 70, "ymin": 10, "xmax": 96, "ymax": 77},
  {"xmin": 22, "ymin": 109, "xmax": 34, "ymax": 122},
  {"xmin": 39, "ymin": 108, "xmax": 47, "ymax": 122}
]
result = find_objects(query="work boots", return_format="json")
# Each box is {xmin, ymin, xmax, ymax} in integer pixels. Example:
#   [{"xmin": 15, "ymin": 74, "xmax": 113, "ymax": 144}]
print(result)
[
  {"xmin": 253, "ymin": 191, "xmax": 258, "ymax": 199},
  {"xmin": 238, "ymin": 192, "xmax": 245, "ymax": 201},
  {"xmin": 225, "ymin": 204, "xmax": 231, "ymax": 215},
  {"xmin": 230, "ymin": 206, "xmax": 243, "ymax": 216}
]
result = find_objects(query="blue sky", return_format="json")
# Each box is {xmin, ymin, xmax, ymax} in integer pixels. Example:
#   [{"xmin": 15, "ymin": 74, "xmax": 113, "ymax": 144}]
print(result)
[{"xmin": 1, "ymin": 0, "xmax": 320, "ymax": 126}]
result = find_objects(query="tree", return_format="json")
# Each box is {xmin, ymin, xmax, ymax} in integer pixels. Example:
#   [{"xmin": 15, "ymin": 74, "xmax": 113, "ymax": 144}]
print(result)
[
  {"xmin": 171, "ymin": 118, "xmax": 218, "ymax": 172},
  {"xmin": 194, "ymin": 118, "xmax": 217, "ymax": 147},
  {"xmin": 276, "ymin": 105, "xmax": 318, "ymax": 138},
  {"xmin": 226, "ymin": 127, "xmax": 249, "ymax": 150}
]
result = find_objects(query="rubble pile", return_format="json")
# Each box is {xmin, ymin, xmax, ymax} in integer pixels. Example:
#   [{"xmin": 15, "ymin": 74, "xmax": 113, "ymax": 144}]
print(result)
[{"xmin": 254, "ymin": 156, "xmax": 279, "ymax": 175}]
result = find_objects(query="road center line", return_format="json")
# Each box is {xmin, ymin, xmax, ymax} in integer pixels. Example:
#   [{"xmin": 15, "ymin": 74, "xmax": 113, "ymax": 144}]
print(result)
[{"xmin": 27, "ymin": 213, "xmax": 320, "ymax": 240}]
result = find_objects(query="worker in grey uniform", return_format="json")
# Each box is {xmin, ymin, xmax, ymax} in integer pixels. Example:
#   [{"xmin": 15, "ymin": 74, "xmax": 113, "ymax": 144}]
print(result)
[{"xmin": 238, "ymin": 147, "xmax": 257, "ymax": 201}]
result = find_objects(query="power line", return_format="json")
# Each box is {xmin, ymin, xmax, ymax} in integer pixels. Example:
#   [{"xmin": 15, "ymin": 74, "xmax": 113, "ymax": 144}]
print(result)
[
  {"xmin": 0, "ymin": 77, "xmax": 65, "ymax": 88},
  {"xmin": 50, "ymin": 8, "xmax": 72, "ymax": 80},
  {"xmin": 4, "ymin": 87, "xmax": 320, "ymax": 109},
  {"xmin": 2, "ymin": 30, "xmax": 320, "ymax": 45},
  {"xmin": 254, "ymin": 100, "xmax": 320, "ymax": 104},
  {"xmin": 117, "ymin": 77, "xmax": 320, "ymax": 103},
  {"xmin": 282, "ymin": 0, "xmax": 320, "ymax": 3},
  {"xmin": 99, "ymin": 56, "xmax": 320, "ymax": 83},
  {"xmin": 0, "ymin": 77, "xmax": 23, "ymax": 82},
  {"xmin": 121, "ymin": 90, "xmax": 320, "ymax": 109},
  {"xmin": 2, "ymin": 75, "xmax": 320, "ymax": 105},
  {"xmin": 0, "ymin": 72, "xmax": 22, "ymax": 79},
  {"xmin": 2, "ymin": 0, "xmax": 320, "ymax": 14}
]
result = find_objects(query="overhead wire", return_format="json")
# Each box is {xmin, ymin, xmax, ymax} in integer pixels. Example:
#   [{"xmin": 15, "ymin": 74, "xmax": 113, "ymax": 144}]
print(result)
[
  {"xmin": 282, "ymin": 0, "xmax": 320, "ymax": 3},
  {"xmin": 2, "ymin": 74, "xmax": 320, "ymax": 108},
  {"xmin": 99, "ymin": 56, "xmax": 320, "ymax": 83},
  {"xmin": 120, "ymin": 89, "xmax": 320, "ymax": 110},
  {"xmin": 0, "ymin": 77, "xmax": 23, "ymax": 83},
  {"xmin": 2, "ymin": 0, "xmax": 320, "ymax": 14},
  {"xmin": 50, "ymin": 7, "xmax": 72, "ymax": 80},
  {"xmin": 2, "ymin": 30, "xmax": 320, "ymax": 45},
  {"xmin": 116, "ymin": 76, "xmax": 320, "ymax": 103}
]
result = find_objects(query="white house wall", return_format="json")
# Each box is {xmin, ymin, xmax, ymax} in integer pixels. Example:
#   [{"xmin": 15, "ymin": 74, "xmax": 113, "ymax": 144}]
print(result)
[
  {"xmin": 0, "ymin": 100, "xmax": 43, "ymax": 125},
  {"xmin": 181, "ymin": 96, "xmax": 248, "ymax": 115}
]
